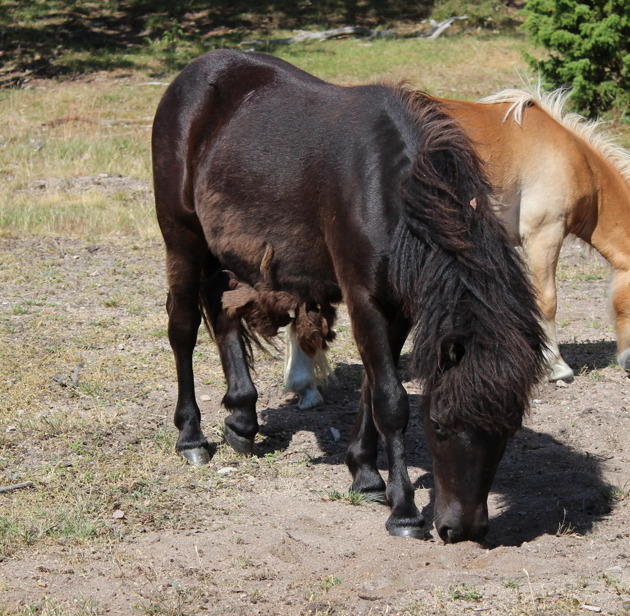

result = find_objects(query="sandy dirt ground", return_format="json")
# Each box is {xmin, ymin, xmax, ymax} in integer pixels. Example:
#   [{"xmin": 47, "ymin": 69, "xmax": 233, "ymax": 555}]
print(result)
[{"xmin": 0, "ymin": 233, "xmax": 628, "ymax": 615}]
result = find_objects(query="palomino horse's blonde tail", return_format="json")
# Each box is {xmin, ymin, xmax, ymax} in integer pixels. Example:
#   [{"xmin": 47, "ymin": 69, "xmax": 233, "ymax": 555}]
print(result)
[{"xmin": 479, "ymin": 81, "xmax": 630, "ymax": 184}]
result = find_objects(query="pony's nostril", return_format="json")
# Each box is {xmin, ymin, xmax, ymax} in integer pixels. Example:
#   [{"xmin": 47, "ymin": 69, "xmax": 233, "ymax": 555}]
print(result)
[
  {"xmin": 438, "ymin": 524, "xmax": 458, "ymax": 544},
  {"xmin": 438, "ymin": 522, "xmax": 487, "ymax": 544}
]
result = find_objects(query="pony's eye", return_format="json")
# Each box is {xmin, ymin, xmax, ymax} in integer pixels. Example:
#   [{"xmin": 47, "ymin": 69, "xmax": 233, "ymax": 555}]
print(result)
[{"xmin": 431, "ymin": 419, "xmax": 447, "ymax": 439}]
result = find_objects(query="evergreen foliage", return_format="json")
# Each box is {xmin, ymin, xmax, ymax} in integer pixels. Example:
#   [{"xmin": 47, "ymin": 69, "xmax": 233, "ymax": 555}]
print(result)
[{"xmin": 521, "ymin": 0, "xmax": 629, "ymax": 118}]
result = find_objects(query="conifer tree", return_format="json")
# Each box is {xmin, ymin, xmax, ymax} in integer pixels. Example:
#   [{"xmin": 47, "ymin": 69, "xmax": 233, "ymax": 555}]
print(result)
[{"xmin": 522, "ymin": 0, "xmax": 629, "ymax": 117}]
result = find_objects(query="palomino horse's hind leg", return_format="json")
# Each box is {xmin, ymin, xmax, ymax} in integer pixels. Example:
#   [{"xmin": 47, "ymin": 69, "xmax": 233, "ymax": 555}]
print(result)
[
  {"xmin": 284, "ymin": 323, "xmax": 325, "ymax": 409},
  {"xmin": 165, "ymin": 237, "xmax": 212, "ymax": 465},
  {"xmin": 200, "ymin": 270, "xmax": 259, "ymax": 455},
  {"xmin": 522, "ymin": 223, "xmax": 575, "ymax": 382},
  {"xmin": 345, "ymin": 291, "xmax": 423, "ymax": 538}
]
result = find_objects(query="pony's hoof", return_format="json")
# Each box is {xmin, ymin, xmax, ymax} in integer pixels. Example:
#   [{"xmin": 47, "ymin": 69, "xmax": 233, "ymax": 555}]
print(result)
[
  {"xmin": 546, "ymin": 362, "xmax": 574, "ymax": 383},
  {"xmin": 224, "ymin": 425, "xmax": 255, "ymax": 455},
  {"xmin": 617, "ymin": 349, "xmax": 630, "ymax": 372},
  {"xmin": 179, "ymin": 446, "xmax": 211, "ymax": 466},
  {"xmin": 387, "ymin": 525, "xmax": 425, "ymax": 539},
  {"xmin": 297, "ymin": 387, "xmax": 324, "ymax": 410}
]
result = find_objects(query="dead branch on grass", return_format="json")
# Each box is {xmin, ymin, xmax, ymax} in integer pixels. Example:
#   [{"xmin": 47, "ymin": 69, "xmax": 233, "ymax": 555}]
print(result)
[
  {"xmin": 240, "ymin": 17, "xmax": 468, "ymax": 49},
  {"xmin": 0, "ymin": 481, "xmax": 35, "ymax": 494}
]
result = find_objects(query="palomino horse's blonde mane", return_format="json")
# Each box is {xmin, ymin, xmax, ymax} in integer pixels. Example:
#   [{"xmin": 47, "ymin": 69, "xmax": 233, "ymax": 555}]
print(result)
[{"xmin": 479, "ymin": 84, "xmax": 630, "ymax": 184}]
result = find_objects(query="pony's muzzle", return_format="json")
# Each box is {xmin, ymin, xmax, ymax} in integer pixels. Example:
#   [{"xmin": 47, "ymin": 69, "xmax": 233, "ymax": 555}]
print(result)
[{"xmin": 435, "ymin": 502, "xmax": 489, "ymax": 544}]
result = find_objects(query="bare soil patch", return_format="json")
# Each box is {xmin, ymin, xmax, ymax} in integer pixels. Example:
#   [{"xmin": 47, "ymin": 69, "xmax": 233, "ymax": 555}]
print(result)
[{"xmin": 0, "ymin": 230, "xmax": 629, "ymax": 615}]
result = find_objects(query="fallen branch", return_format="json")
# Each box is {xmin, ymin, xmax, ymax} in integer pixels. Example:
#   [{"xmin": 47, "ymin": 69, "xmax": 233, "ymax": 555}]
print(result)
[
  {"xmin": 241, "ymin": 26, "xmax": 393, "ymax": 49},
  {"xmin": 425, "ymin": 15, "xmax": 469, "ymax": 40},
  {"xmin": 240, "ymin": 17, "xmax": 468, "ymax": 49},
  {"xmin": 0, "ymin": 481, "xmax": 34, "ymax": 494}
]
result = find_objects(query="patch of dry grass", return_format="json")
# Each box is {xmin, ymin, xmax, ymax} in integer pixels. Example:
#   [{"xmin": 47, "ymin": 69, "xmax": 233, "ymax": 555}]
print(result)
[
  {"xmin": 0, "ymin": 77, "xmax": 161, "ymax": 239},
  {"xmin": 2, "ymin": 37, "xmax": 629, "ymax": 240}
]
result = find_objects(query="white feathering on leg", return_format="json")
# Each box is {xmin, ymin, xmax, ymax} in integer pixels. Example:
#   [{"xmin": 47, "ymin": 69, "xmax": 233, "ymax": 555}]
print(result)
[{"xmin": 283, "ymin": 322, "xmax": 331, "ymax": 409}]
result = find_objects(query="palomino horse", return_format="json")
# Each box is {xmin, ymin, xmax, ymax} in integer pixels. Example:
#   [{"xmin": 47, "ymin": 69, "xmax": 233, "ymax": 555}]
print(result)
[
  {"xmin": 444, "ymin": 87, "xmax": 630, "ymax": 382},
  {"xmin": 152, "ymin": 50, "xmax": 545, "ymax": 543},
  {"xmin": 286, "ymin": 85, "xmax": 630, "ymax": 402}
]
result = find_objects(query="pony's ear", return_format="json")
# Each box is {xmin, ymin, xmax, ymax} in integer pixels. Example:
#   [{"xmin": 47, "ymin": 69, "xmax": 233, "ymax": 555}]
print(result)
[{"xmin": 439, "ymin": 335, "xmax": 466, "ymax": 371}]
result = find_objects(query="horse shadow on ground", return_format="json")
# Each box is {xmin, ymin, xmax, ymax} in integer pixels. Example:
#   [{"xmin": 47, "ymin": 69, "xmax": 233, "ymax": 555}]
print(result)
[
  {"xmin": 255, "ymin": 357, "xmax": 613, "ymax": 547},
  {"xmin": 560, "ymin": 339, "xmax": 618, "ymax": 373}
]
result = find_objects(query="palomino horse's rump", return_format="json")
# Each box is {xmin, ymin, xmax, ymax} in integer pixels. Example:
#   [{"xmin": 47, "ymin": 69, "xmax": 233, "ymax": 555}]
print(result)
[{"xmin": 152, "ymin": 50, "xmax": 545, "ymax": 542}]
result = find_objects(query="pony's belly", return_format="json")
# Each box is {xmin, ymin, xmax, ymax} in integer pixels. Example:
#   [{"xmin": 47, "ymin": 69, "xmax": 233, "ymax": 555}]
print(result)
[{"xmin": 205, "ymin": 214, "xmax": 341, "ymax": 306}]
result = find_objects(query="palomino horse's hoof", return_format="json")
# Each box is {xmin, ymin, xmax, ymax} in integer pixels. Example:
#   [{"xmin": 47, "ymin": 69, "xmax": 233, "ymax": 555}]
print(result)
[
  {"xmin": 179, "ymin": 446, "xmax": 211, "ymax": 466},
  {"xmin": 224, "ymin": 425, "xmax": 255, "ymax": 455},
  {"xmin": 387, "ymin": 526, "xmax": 425, "ymax": 539},
  {"xmin": 618, "ymin": 349, "xmax": 630, "ymax": 372},
  {"xmin": 546, "ymin": 361, "xmax": 574, "ymax": 383}
]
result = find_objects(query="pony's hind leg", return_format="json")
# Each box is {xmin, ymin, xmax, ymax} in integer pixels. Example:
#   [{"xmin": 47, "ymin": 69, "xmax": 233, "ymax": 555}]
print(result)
[
  {"xmin": 283, "ymin": 323, "xmax": 325, "ymax": 409},
  {"xmin": 164, "ymin": 236, "xmax": 211, "ymax": 465},
  {"xmin": 200, "ymin": 269, "xmax": 259, "ymax": 455}
]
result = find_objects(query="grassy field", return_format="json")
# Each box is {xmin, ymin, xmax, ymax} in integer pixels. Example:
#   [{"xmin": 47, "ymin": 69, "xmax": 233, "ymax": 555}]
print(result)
[{"xmin": 1, "ymin": 32, "xmax": 628, "ymax": 241}]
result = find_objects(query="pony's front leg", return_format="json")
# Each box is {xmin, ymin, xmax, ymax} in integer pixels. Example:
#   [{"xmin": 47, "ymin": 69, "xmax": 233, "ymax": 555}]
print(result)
[
  {"xmin": 346, "ymin": 317, "xmax": 409, "ymax": 504},
  {"xmin": 201, "ymin": 271, "xmax": 259, "ymax": 455},
  {"xmin": 346, "ymin": 292, "xmax": 423, "ymax": 538},
  {"xmin": 611, "ymin": 268, "xmax": 630, "ymax": 372}
]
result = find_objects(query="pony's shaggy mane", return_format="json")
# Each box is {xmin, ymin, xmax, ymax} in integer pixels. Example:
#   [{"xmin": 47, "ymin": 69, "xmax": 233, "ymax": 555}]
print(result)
[
  {"xmin": 480, "ymin": 83, "xmax": 630, "ymax": 186},
  {"xmin": 390, "ymin": 89, "xmax": 546, "ymax": 435}
]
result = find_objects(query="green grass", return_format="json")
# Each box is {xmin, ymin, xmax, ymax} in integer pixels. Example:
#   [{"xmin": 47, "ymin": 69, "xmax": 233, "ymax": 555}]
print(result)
[
  {"xmin": 602, "ymin": 482, "xmax": 630, "ymax": 503},
  {"xmin": 324, "ymin": 489, "xmax": 367, "ymax": 505},
  {"xmin": 448, "ymin": 583, "xmax": 482, "ymax": 601},
  {"xmin": 0, "ymin": 0, "xmax": 511, "ymax": 85},
  {"xmin": 0, "ymin": 33, "xmax": 539, "ymax": 240},
  {"xmin": 275, "ymin": 33, "xmax": 536, "ymax": 96}
]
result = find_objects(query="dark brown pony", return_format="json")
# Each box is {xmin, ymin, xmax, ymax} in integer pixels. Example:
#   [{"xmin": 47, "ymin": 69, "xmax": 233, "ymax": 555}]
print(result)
[{"xmin": 152, "ymin": 50, "xmax": 545, "ymax": 543}]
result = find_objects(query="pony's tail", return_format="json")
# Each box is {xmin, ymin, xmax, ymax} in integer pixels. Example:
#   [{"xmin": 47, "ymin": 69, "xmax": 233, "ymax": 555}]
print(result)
[{"xmin": 390, "ymin": 92, "xmax": 546, "ymax": 433}]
